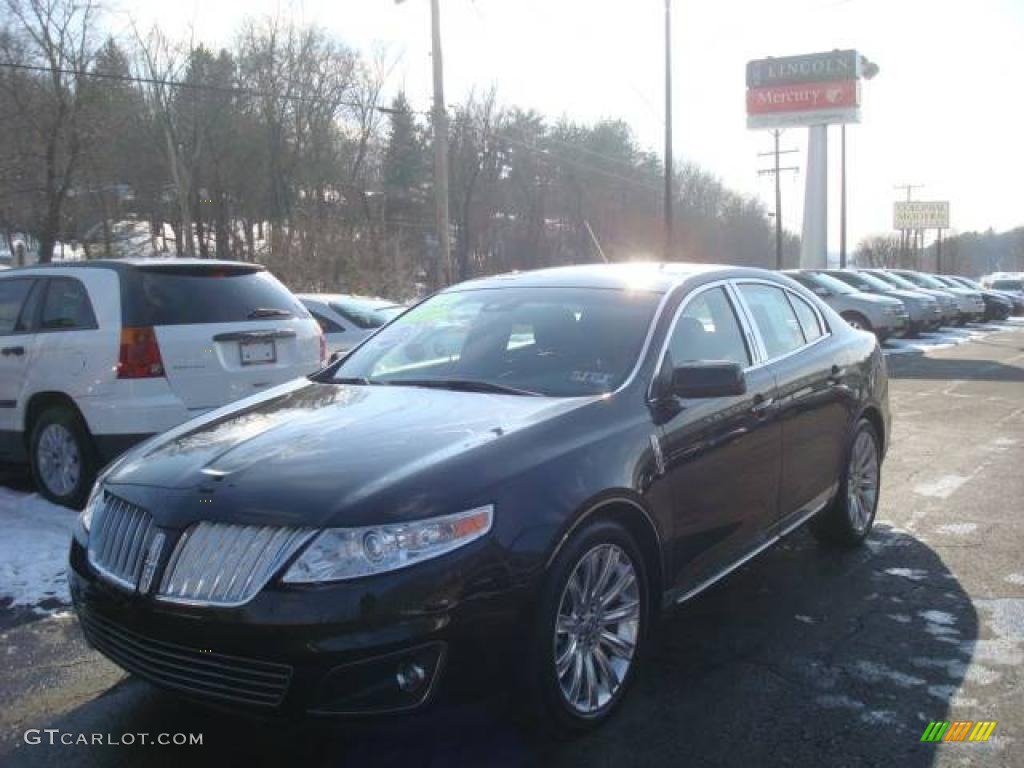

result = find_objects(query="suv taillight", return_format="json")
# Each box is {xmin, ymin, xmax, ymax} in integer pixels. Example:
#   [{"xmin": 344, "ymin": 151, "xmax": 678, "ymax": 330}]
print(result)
[{"xmin": 118, "ymin": 327, "xmax": 165, "ymax": 379}]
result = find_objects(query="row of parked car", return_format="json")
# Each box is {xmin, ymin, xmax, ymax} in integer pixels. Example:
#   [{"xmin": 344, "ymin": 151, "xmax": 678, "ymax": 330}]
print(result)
[
  {"xmin": 0, "ymin": 258, "xmax": 404, "ymax": 508},
  {"xmin": 1, "ymin": 257, "xmax": 1017, "ymax": 509},
  {"xmin": 783, "ymin": 268, "xmax": 1023, "ymax": 341}
]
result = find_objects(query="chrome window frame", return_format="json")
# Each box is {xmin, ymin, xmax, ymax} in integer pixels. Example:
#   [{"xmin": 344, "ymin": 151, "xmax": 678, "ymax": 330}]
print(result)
[
  {"xmin": 730, "ymin": 278, "xmax": 832, "ymax": 371},
  {"xmin": 646, "ymin": 279, "xmax": 760, "ymax": 401}
]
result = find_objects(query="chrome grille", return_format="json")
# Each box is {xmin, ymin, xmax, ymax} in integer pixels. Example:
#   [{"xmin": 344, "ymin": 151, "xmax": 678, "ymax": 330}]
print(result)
[
  {"xmin": 87, "ymin": 493, "xmax": 154, "ymax": 590},
  {"xmin": 158, "ymin": 522, "xmax": 315, "ymax": 607},
  {"xmin": 79, "ymin": 610, "xmax": 292, "ymax": 707}
]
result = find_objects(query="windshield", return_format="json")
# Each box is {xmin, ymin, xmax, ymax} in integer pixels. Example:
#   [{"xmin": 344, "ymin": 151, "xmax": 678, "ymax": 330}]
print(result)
[
  {"xmin": 329, "ymin": 298, "xmax": 405, "ymax": 329},
  {"xmin": 837, "ymin": 271, "xmax": 892, "ymax": 293},
  {"xmin": 800, "ymin": 272, "xmax": 855, "ymax": 295},
  {"xmin": 993, "ymin": 279, "xmax": 1024, "ymax": 291},
  {"xmin": 870, "ymin": 271, "xmax": 920, "ymax": 290},
  {"xmin": 330, "ymin": 286, "xmax": 662, "ymax": 397},
  {"xmin": 895, "ymin": 271, "xmax": 944, "ymax": 289}
]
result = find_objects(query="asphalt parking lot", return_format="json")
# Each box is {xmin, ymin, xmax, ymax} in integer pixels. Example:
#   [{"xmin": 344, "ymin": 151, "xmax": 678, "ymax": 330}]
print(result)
[{"xmin": 1, "ymin": 321, "xmax": 1022, "ymax": 768}]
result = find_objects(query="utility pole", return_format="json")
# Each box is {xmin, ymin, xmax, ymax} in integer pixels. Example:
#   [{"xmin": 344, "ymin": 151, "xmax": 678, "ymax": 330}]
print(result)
[
  {"xmin": 663, "ymin": 0, "xmax": 674, "ymax": 261},
  {"xmin": 430, "ymin": 0, "xmax": 452, "ymax": 286},
  {"xmin": 398, "ymin": 0, "xmax": 451, "ymax": 286},
  {"xmin": 758, "ymin": 133, "xmax": 799, "ymax": 269}
]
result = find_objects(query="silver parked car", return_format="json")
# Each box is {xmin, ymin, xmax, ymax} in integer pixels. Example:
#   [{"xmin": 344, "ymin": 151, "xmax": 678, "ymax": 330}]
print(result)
[
  {"xmin": 887, "ymin": 270, "xmax": 985, "ymax": 325},
  {"xmin": 297, "ymin": 294, "xmax": 405, "ymax": 357},
  {"xmin": 784, "ymin": 270, "xmax": 908, "ymax": 341},
  {"xmin": 823, "ymin": 270, "xmax": 942, "ymax": 335},
  {"xmin": 861, "ymin": 270, "xmax": 959, "ymax": 327}
]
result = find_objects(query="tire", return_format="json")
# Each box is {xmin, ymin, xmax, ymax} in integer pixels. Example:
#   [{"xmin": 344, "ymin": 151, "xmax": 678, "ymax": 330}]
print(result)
[
  {"xmin": 841, "ymin": 312, "xmax": 872, "ymax": 334},
  {"xmin": 810, "ymin": 419, "xmax": 881, "ymax": 548},
  {"xmin": 29, "ymin": 404, "xmax": 99, "ymax": 510},
  {"xmin": 524, "ymin": 520, "xmax": 648, "ymax": 735}
]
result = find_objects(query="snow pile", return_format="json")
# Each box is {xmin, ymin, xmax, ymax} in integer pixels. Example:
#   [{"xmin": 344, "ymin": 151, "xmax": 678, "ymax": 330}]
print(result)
[{"xmin": 0, "ymin": 488, "xmax": 77, "ymax": 612}]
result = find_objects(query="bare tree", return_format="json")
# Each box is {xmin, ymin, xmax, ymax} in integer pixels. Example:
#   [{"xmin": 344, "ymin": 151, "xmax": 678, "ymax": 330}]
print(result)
[
  {"xmin": 854, "ymin": 234, "xmax": 902, "ymax": 268},
  {"xmin": 0, "ymin": 0, "xmax": 99, "ymax": 261}
]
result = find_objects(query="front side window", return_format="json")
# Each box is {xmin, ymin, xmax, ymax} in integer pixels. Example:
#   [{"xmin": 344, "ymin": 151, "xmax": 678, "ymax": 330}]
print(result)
[
  {"xmin": 331, "ymin": 286, "xmax": 662, "ymax": 397},
  {"xmin": 0, "ymin": 278, "xmax": 33, "ymax": 334},
  {"xmin": 669, "ymin": 286, "xmax": 750, "ymax": 367},
  {"xmin": 738, "ymin": 283, "xmax": 806, "ymax": 359},
  {"xmin": 40, "ymin": 278, "xmax": 96, "ymax": 330}
]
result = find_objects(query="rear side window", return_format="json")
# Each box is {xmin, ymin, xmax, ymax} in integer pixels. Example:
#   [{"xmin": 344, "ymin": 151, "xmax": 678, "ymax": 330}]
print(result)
[
  {"xmin": 788, "ymin": 293, "xmax": 824, "ymax": 343},
  {"xmin": 126, "ymin": 268, "xmax": 309, "ymax": 326},
  {"xmin": 40, "ymin": 278, "xmax": 96, "ymax": 330},
  {"xmin": 0, "ymin": 278, "xmax": 32, "ymax": 334},
  {"xmin": 671, "ymin": 287, "xmax": 751, "ymax": 367},
  {"xmin": 738, "ymin": 283, "xmax": 806, "ymax": 359}
]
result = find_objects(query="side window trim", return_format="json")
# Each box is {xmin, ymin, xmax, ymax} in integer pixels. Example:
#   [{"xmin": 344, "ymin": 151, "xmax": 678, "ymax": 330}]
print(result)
[
  {"xmin": 729, "ymin": 278, "xmax": 832, "ymax": 369},
  {"xmin": 648, "ymin": 279, "xmax": 759, "ymax": 400}
]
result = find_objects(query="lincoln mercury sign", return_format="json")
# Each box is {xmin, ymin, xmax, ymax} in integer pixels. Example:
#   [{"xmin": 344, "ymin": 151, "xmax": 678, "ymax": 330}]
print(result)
[
  {"xmin": 894, "ymin": 201, "xmax": 950, "ymax": 230},
  {"xmin": 746, "ymin": 50, "xmax": 865, "ymax": 129}
]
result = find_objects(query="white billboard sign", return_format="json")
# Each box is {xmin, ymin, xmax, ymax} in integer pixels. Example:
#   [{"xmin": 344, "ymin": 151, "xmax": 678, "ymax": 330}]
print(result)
[{"xmin": 894, "ymin": 201, "xmax": 950, "ymax": 230}]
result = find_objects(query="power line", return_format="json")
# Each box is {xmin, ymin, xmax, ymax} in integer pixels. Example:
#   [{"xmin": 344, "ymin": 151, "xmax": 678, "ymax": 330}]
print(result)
[{"xmin": 0, "ymin": 60, "xmax": 399, "ymax": 112}]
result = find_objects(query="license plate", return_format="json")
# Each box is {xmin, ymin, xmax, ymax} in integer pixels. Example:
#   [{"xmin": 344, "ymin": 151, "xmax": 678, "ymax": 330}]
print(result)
[{"xmin": 239, "ymin": 340, "xmax": 276, "ymax": 365}]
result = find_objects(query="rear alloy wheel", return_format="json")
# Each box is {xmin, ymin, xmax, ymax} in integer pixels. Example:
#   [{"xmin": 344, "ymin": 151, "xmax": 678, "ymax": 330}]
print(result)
[
  {"xmin": 29, "ymin": 405, "xmax": 98, "ymax": 509},
  {"xmin": 810, "ymin": 419, "xmax": 881, "ymax": 547},
  {"xmin": 527, "ymin": 521, "xmax": 647, "ymax": 734}
]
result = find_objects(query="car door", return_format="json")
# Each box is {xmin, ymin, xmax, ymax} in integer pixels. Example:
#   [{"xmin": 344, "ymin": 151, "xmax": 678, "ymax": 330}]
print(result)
[
  {"xmin": 0, "ymin": 277, "xmax": 39, "ymax": 447},
  {"xmin": 735, "ymin": 281, "xmax": 849, "ymax": 525},
  {"xmin": 653, "ymin": 283, "xmax": 782, "ymax": 593},
  {"xmin": 29, "ymin": 277, "xmax": 103, "ymax": 403}
]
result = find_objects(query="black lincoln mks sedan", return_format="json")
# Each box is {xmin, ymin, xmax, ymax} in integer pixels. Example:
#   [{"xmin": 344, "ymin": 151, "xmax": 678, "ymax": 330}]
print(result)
[{"xmin": 69, "ymin": 263, "xmax": 890, "ymax": 732}]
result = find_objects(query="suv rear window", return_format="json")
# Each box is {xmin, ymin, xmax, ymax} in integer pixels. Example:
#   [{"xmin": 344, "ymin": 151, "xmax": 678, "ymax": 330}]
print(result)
[{"xmin": 124, "ymin": 267, "xmax": 309, "ymax": 326}]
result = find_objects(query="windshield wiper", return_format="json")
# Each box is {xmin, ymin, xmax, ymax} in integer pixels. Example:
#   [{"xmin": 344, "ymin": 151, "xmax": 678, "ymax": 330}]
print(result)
[
  {"xmin": 382, "ymin": 378, "xmax": 542, "ymax": 396},
  {"xmin": 333, "ymin": 376, "xmax": 373, "ymax": 385},
  {"xmin": 248, "ymin": 307, "xmax": 293, "ymax": 319}
]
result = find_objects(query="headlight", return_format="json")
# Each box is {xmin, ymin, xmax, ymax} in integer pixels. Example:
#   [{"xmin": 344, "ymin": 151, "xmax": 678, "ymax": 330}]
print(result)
[
  {"xmin": 80, "ymin": 484, "xmax": 104, "ymax": 533},
  {"xmin": 281, "ymin": 505, "xmax": 494, "ymax": 583}
]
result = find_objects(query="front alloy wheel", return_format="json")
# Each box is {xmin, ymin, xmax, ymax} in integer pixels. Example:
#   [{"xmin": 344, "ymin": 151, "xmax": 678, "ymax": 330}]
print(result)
[
  {"xmin": 554, "ymin": 543, "xmax": 640, "ymax": 715},
  {"xmin": 526, "ymin": 520, "xmax": 647, "ymax": 734}
]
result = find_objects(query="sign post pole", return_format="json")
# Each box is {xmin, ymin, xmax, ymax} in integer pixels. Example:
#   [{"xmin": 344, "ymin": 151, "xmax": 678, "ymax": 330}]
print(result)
[{"xmin": 800, "ymin": 125, "xmax": 828, "ymax": 269}]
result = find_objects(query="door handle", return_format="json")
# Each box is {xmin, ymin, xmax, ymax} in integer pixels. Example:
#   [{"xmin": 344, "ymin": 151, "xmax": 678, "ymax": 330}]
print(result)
[
  {"xmin": 750, "ymin": 393, "xmax": 774, "ymax": 416},
  {"xmin": 828, "ymin": 364, "xmax": 842, "ymax": 384},
  {"xmin": 1, "ymin": 346, "xmax": 25, "ymax": 357}
]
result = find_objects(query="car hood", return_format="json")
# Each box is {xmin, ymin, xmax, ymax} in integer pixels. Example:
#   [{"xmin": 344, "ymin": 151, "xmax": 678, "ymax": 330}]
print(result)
[
  {"xmin": 105, "ymin": 379, "xmax": 591, "ymax": 526},
  {"xmin": 848, "ymin": 292, "xmax": 902, "ymax": 308},
  {"xmin": 886, "ymin": 288, "xmax": 934, "ymax": 305}
]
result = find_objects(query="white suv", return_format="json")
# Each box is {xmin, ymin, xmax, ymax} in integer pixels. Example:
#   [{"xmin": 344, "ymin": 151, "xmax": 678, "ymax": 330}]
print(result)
[{"xmin": 0, "ymin": 259, "xmax": 325, "ymax": 508}]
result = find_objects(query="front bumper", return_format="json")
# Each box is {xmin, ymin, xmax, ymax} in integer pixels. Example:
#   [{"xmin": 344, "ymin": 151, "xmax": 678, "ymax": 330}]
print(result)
[{"xmin": 69, "ymin": 534, "xmax": 525, "ymax": 717}]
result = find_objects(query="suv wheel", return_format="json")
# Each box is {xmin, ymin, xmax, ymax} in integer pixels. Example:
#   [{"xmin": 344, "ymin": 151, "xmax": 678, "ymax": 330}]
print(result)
[
  {"xmin": 526, "ymin": 520, "xmax": 647, "ymax": 734},
  {"xmin": 810, "ymin": 419, "xmax": 881, "ymax": 547},
  {"xmin": 29, "ymin": 405, "xmax": 98, "ymax": 509}
]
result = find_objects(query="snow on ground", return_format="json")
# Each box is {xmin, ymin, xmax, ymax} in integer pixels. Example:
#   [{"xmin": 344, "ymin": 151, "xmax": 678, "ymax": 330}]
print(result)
[
  {"xmin": 0, "ymin": 488, "xmax": 77, "ymax": 613},
  {"xmin": 883, "ymin": 319, "xmax": 1023, "ymax": 356}
]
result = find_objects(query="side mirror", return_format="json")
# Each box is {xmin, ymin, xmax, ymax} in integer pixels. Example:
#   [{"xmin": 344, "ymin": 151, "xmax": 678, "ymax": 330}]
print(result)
[{"xmin": 672, "ymin": 362, "xmax": 746, "ymax": 398}]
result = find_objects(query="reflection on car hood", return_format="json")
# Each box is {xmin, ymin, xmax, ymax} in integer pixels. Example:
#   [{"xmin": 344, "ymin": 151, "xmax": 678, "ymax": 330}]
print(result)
[
  {"xmin": 109, "ymin": 381, "xmax": 586, "ymax": 496},
  {"xmin": 886, "ymin": 288, "xmax": 934, "ymax": 305}
]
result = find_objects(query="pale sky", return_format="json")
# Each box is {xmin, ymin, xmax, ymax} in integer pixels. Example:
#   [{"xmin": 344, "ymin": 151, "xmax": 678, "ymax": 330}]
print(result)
[{"xmin": 113, "ymin": 0, "xmax": 1024, "ymax": 252}]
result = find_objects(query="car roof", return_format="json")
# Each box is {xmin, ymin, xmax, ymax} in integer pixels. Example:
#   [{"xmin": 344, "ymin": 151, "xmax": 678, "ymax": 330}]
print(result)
[
  {"xmin": 446, "ymin": 262, "xmax": 781, "ymax": 293},
  {"xmin": 2, "ymin": 258, "xmax": 264, "ymax": 274}
]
